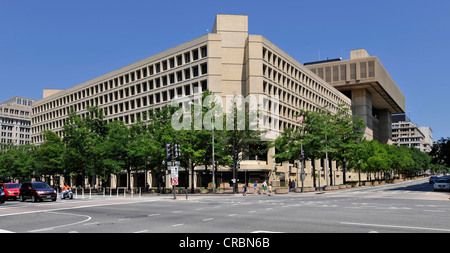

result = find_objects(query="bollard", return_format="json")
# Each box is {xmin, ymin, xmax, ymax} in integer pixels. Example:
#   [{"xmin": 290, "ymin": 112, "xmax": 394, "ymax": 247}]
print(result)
[{"xmin": 89, "ymin": 188, "xmax": 92, "ymax": 199}]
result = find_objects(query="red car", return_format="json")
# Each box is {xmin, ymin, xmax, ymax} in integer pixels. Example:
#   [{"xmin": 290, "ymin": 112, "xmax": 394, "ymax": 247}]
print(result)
[{"xmin": 0, "ymin": 183, "xmax": 21, "ymax": 200}]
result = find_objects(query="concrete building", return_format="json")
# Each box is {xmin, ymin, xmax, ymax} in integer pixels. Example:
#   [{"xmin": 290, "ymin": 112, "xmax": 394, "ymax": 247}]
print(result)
[
  {"xmin": 31, "ymin": 14, "xmax": 369, "ymax": 189},
  {"xmin": 0, "ymin": 97, "xmax": 35, "ymax": 145},
  {"xmin": 304, "ymin": 49, "xmax": 405, "ymax": 144}
]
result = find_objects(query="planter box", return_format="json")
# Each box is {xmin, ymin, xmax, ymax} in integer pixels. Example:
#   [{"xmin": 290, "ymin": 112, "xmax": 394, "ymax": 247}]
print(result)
[
  {"xmin": 324, "ymin": 186, "xmax": 333, "ymax": 191},
  {"xmin": 294, "ymin": 188, "xmax": 303, "ymax": 193},
  {"xmin": 199, "ymin": 189, "xmax": 209, "ymax": 194},
  {"xmin": 363, "ymin": 181, "xmax": 372, "ymax": 186},
  {"xmin": 275, "ymin": 188, "xmax": 289, "ymax": 194},
  {"xmin": 339, "ymin": 185, "xmax": 347, "ymax": 189},
  {"xmin": 349, "ymin": 182, "xmax": 359, "ymax": 188},
  {"xmin": 304, "ymin": 187, "xmax": 315, "ymax": 192}
]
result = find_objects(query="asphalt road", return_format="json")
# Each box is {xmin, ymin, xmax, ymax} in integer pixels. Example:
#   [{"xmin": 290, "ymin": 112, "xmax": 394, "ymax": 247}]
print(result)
[{"xmin": 0, "ymin": 178, "xmax": 449, "ymax": 234}]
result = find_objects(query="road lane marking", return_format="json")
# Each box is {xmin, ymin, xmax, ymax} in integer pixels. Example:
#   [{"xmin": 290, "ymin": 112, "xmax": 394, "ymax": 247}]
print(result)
[
  {"xmin": 0, "ymin": 229, "xmax": 14, "ymax": 233},
  {"xmin": 28, "ymin": 212, "xmax": 92, "ymax": 232},
  {"xmin": 203, "ymin": 218, "xmax": 214, "ymax": 221},
  {"xmin": 340, "ymin": 222, "xmax": 450, "ymax": 232},
  {"xmin": 172, "ymin": 224, "xmax": 184, "ymax": 227}
]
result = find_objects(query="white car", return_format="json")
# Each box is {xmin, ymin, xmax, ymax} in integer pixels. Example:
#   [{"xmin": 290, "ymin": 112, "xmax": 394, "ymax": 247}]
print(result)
[{"xmin": 433, "ymin": 178, "xmax": 450, "ymax": 191}]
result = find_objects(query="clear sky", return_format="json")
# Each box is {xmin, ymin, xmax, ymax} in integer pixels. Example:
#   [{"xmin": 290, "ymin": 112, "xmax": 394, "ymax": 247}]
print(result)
[{"xmin": 1, "ymin": 0, "xmax": 449, "ymax": 140}]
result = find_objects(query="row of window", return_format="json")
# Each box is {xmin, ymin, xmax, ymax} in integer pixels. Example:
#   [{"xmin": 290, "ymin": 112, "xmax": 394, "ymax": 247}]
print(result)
[
  {"xmin": 308, "ymin": 60, "xmax": 376, "ymax": 83},
  {"xmin": 32, "ymin": 45, "xmax": 208, "ymax": 115},
  {"xmin": 1, "ymin": 108, "xmax": 31, "ymax": 116},
  {"xmin": 262, "ymin": 47, "xmax": 348, "ymax": 108},
  {"xmin": 33, "ymin": 63, "xmax": 208, "ymax": 125},
  {"xmin": 261, "ymin": 47, "xmax": 350, "ymax": 132},
  {"xmin": 31, "ymin": 80, "xmax": 208, "ymax": 142}
]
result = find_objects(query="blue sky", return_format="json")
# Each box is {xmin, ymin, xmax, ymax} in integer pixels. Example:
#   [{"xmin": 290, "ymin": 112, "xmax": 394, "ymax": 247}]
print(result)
[{"xmin": 1, "ymin": 0, "xmax": 449, "ymax": 140}]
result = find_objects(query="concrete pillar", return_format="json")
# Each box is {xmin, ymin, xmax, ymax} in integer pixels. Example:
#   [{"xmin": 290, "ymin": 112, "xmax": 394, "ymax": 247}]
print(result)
[
  {"xmin": 378, "ymin": 109, "xmax": 392, "ymax": 144},
  {"xmin": 351, "ymin": 88, "xmax": 373, "ymax": 141}
]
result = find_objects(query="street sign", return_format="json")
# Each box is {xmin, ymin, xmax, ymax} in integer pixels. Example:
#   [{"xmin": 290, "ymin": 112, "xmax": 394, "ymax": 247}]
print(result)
[
  {"xmin": 300, "ymin": 171, "xmax": 306, "ymax": 181},
  {"xmin": 172, "ymin": 177, "xmax": 178, "ymax": 186},
  {"xmin": 170, "ymin": 166, "xmax": 179, "ymax": 178}
]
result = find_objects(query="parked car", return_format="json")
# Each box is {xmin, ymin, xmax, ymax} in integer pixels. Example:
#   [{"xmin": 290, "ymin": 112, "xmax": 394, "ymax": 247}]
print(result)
[
  {"xmin": 0, "ymin": 189, "xmax": 5, "ymax": 204},
  {"xmin": 19, "ymin": 182, "xmax": 57, "ymax": 202},
  {"xmin": 429, "ymin": 176, "xmax": 439, "ymax": 184},
  {"xmin": 433, "ymin": 178, "xmax": 450, "ymax": 191},
  {"xmin": 0, "ymin": 183, "xmax": 21, "ymax": 200}
]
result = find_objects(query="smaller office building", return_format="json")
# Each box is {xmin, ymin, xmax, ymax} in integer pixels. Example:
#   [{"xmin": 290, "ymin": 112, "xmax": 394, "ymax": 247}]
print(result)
[
  {"xmin": 392, "ymin": 114, "xmax": 433, "ymax": 153},
  {"xmin": 0, "ymin": 97, "xmax": 35, "ymax": 145}
]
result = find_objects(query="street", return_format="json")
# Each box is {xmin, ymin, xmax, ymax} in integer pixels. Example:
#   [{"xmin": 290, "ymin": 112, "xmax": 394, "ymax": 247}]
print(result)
[{"xmin": 0, "ymin": 178, "xmax": 449, "ymax": 234}]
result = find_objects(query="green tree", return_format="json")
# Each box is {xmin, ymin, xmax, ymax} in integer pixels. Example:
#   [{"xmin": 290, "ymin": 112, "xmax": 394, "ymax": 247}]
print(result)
[{"xmin": 34, "ymin": 131, "xmax": 64, "ymax": 181}]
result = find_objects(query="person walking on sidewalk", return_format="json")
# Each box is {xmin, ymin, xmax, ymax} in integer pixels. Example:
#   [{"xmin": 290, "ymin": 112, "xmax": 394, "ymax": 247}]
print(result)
[{"xmin": 253, "ymin": 182, "xmax": 258, "ymax": 195}]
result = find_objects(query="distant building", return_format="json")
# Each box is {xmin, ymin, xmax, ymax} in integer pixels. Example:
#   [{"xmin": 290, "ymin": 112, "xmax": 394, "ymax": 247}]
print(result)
[
  {"xmin": 418, "ymin": 126, "xmax": 433, "ymax": 153},
  {"xmin": 391, "ymin": 114, "xmax": 432, "ymax": 152},
  {"xmin": 0, "ymin": 97, "xmax": 35, "ymax": 145}
]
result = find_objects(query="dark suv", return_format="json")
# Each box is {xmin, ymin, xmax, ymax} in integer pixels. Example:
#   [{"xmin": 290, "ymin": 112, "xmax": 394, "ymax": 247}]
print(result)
[{"xmin": 19, "ymin": 182, "xmax": 57, "ymax": 202}]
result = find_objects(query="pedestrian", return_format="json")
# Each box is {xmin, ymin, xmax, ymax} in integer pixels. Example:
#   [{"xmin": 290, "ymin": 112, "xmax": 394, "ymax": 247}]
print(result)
[
  {"xmin": 243, "ymin": 184, "xmax": 247, "ymax": 196},
  {"xmin": 262, "ymin": 180, "xmax": 267, "ymax": 194},
  {"xmin": 292, "ymin": 180, "xmax": 296, "ymax": 190},
  {"xmin": 268, "ymin": 184, "xmax": 272, "ymax": 196},
  {"xmin": 289, "ymin": 179, "xmax": 292, "ymax": 192},
  {"xmin": 254, "ymin": 182, "xmax": 258, "ymax": 195}
]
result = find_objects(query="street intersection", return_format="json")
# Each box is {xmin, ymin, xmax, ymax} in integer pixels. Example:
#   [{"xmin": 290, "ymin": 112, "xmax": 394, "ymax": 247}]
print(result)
[{"xmin": 0, "ymin": 178, "xmax": 448, "ymax": 233}]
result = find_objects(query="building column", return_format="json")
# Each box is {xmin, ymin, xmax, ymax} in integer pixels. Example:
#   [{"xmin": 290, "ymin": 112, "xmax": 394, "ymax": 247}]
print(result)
[
  {"xmin": 378, "ymin": 109, "xmax": 392, "ymax": 144},
  {"xmin": 351, "ymin": 88, "xmax": 373, "ymax": 141}
]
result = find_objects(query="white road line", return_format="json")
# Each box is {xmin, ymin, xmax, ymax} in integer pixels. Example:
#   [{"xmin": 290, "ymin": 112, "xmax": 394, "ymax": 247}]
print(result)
[
  {"xmin": 134, "ymin": 230, "xmax": 148, "ymax": 233},
  {"xmin": 0, "ymin": 229, "xmax": 14, "ymax": 233},
  {"xmin": 172, "ymin": 224, "xmax": 184, "ymax": 227},
  {"xmin": 340, "ymin": 222, "xmax": 450, "ymax": 232},
  {"xmin": 28, "ymin": 212, "xmax": 92, "ymax": 232},
  {"xmin": 203, "ymin": 218, "xmax": 214, "ymax": 221},
  {"xmin": 228, "ymin": 214, "xmax": 237, "ymax": 216},
  {"xmin": 147, "ymin": 214, "xmax": 160, "ymax": 217}
]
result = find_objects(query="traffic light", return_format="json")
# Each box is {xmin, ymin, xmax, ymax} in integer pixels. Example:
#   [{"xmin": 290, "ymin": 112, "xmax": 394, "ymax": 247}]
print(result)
[
  {"xmin": 174, "ymin": 143, "xmax": 180, "ymax": 159},
  {"xmin": 165, "ymin": 142, "xmax": 173, "ymax": 160}
]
